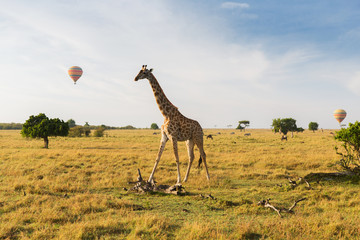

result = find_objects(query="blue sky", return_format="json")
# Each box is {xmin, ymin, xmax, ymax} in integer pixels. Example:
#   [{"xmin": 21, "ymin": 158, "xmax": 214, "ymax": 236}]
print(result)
[{"xmin": 0, "ymin": 0, "xmax": 359, "ymax": 129}]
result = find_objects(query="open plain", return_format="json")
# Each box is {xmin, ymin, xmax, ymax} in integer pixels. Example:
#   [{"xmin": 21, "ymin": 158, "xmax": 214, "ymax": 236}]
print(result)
[{"xmin": 1, "ymin": 129, "xmax": 359, "ymax": 239}]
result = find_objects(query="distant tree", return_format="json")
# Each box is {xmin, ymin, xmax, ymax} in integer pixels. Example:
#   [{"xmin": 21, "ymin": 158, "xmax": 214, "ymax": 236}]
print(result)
[
  {"xmin": 272, "ymin": 118, "xmax": 298, "ymax": 137},
  {"xmin": 334, "ymin": 121, "xmax": 360, "ymax": 172},
  {"xmin": 271, "ymin": 118, "xmax": 281, "ymax": 133},
  {"xmin": 68, "ymin": 126, "xmax": 85, "ymax": 137},
  {"xmin": 119, "ymin": 125, "xmax": 136, "ymax": 129},
  {"xmin": 151, "ymin": 123, "xmax": 159, "ymax": 130},
  {"xmin": 296, "ymin": 127, "xmax": 305, "ymax": 133},
  {"xmin": 236, "ymin": 120, "xmax": 250, "ymax": 132},
  {"xmin": 0, "ymin": 123, "xmax": 23, "ymax": 130},
  {"xmin": 84, "ymin": 122, "xmax": 91, "ymax": 137},
  {"xmin": 67, "ymin": 119, "xmax": 76, "ymax": 128},
  {"xmin": 21, "ymin": 113, "xmax": 69, "ymax": 148},
  {"xmin": 93, "ymin": 127, "xmax": 105, "ymax": 137},
  {"xmin": 280, "ymin": 118, "xmax": 297, "ymax": 137},
  {"xmin": 308, "ymin": 122, "xmax": 319, "ymax": 132}
]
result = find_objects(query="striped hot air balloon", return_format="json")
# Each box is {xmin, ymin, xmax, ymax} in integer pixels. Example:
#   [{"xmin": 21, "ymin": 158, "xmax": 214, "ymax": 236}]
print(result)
[
  {"xmin": 333, "ymin": 109, "xmax": 347, "ymax": 124},
  {"xmin": 68, "ymin": 66, "xmax": 83, "ymax": 84}
]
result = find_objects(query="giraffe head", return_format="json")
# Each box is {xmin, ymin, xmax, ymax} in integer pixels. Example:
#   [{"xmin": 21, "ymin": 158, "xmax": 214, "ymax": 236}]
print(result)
[{"xmin": 134, "ymin": 65, "xmax": 153, "ymax": 81}]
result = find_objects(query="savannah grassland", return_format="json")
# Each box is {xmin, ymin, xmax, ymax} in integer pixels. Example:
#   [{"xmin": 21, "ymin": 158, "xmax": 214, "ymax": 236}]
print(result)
[{"xmin": 1, "ymin": 129, "xmax": 360, "ymax": 239}]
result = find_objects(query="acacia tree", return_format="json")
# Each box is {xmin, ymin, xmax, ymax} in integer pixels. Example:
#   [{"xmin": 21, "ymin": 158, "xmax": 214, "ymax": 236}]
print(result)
[
  {"xmin": 334, "ymin": 121, "xmax": 360, "ymax": 172},
  {"xmin": 271, "ymin": 118, "xmax": 281, "ymax": 133},
  {"xmin": 150, "ymin": 123, "xmax": 159, "ymax": 130},
  {"xmin": 84, "ymin": 122, "xmax": 91, "ymax": 137},
  {"xmin": 21, "ymin": 113, "xmax": 69, "ymax": 148},
  {"xmin": 67, "ymin": 119, "xmax": 76, "ymax": 128},
  {"xmin": 308, "ymin": 122, "xmax": 319, "ymax": 132},
  {"xmin": 236, "ymin": 120, "xmax": 250, "ymax": 132},
  {"xmin": 272, "ymin": 118, "xmax": 298, "ymax": 137},
  {"xmin": 280, "ymin": 118, "xmax": 297, "ymax": 137}
]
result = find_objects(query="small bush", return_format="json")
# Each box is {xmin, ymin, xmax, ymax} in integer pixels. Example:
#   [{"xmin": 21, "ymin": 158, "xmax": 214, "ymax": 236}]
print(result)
[
  {"xmin": 334, "ymin": 121, "xmax": 360, "ymax": 172},
  {"xmin": 93, "ymin": 127, "xmax": 105, "ymax": 137},
  {"xmin": 68, "ymin": 126, "xmax": 85, "ymax": 137}
]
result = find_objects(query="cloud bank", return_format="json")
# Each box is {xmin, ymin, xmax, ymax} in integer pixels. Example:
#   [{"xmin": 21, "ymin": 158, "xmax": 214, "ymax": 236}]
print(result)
[{"xmin": 0, "ymin": 0, "xmax": 359, "ymax": 129}]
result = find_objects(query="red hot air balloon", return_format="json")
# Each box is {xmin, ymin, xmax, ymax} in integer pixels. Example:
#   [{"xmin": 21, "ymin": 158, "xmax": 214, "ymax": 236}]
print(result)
[
  {"xmin": 333, "ymin": 109, "xmax": 347, "ymax": 124},
  {"xmin": 68, "ymin": 66, "xmax": 83, "ymax": 84}
]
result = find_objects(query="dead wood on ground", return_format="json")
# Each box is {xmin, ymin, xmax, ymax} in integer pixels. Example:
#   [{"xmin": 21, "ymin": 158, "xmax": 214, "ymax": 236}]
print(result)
[
  {"xmin": 258, "ymin": 198, "xmax": 306, "ymax": 217},
  {"xmin": 128, "ymin": 169, "xmax": 186, "ymax": 195}
]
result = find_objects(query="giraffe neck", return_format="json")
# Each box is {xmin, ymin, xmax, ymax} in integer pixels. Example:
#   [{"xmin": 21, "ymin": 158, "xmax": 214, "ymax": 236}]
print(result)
[{"xmin": 147, "ymin": 73, "xmax": 178, "ymax": 118}]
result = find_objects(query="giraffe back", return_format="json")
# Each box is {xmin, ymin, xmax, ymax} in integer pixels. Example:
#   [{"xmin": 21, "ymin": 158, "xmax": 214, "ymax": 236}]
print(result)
[{"xmin": 164, "ymin": 111, "xmax": 203, "ymax": 142}]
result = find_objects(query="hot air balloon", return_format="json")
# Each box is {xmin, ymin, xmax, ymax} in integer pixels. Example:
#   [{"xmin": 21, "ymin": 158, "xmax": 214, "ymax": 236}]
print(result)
[
  {"xmin": 68, "ymin": 66, "xmax": 83, "ymax": 84},
  {"xmin": 333, "ymin": 109, "xmax": 346, "ymax": 124}
]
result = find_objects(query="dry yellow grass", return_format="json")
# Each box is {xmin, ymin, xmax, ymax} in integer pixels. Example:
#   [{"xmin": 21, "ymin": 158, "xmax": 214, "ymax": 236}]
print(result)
[{"xmin": 1, "ymin": 129, "xmax": 359, "ymax": 239}]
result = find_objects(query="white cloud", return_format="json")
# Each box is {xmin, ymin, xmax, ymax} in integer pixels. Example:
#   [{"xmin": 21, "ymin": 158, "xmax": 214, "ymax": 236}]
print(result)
[
  {"xmin": 221, "ymin": 2, "xmax": 250, "ymax": 9},
  {"xmin": 347, "ymin": 72, "xmax": 360, "ymax": 96}
]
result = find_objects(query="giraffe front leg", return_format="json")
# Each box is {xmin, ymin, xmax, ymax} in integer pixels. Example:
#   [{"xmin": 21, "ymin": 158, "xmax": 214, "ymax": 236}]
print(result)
[
  {"xmin": 183, "ymin": 139, "xmax": 194, "ymax": 182},
  {"xmin": 148, "ymin": 132, "xmax": 168, "ymax": 184},
  {"xmin": 171, "ymin": 139, "xmax": 181, "ymax": 185}
]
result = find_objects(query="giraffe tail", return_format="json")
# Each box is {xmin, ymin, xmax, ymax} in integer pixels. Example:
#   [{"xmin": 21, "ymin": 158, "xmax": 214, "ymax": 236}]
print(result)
[{"xmin": 197, "ymin": 156, "xmax": 202, "ymax": 168}]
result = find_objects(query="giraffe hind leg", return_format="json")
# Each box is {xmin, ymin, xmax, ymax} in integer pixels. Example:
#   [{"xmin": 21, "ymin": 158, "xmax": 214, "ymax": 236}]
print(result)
[{"xmin": 196, "ymin": 141, "xmax": 210, "ymax": 180}]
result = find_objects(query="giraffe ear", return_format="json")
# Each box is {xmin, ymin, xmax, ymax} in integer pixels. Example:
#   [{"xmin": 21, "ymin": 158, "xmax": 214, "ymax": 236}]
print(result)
[{"xmin": 149, "ymin": 68, "xmax": 153, "ymax": 72}]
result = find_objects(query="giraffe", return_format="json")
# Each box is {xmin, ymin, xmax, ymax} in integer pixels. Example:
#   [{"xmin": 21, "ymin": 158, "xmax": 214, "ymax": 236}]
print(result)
[{"xmin": 134, "ymin": 65, "xmax": 210, "ymax": 185}]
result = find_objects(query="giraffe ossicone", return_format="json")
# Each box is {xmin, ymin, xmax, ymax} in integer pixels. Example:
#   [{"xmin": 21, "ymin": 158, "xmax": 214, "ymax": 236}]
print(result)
[{"xmin": 134, "ymin": 65, "xmax": 210, "ymax": 184}]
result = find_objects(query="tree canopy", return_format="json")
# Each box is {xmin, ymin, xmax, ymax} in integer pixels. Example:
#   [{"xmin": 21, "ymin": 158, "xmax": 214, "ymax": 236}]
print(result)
[
  {"xmin": 271, "ymin": 118, "xmax": 281, "ymax": 133},
  {"xmin": 272, "ymin": 118, "xmax": 299, "ymax": 137},
  {"xmin": 308, "ymin": 122, "xmax": 319, "ymax": 132},
  {"xmin": 279, "ymin": 118, "xmax": 297, "ymax": 136},
  {"xmin": 151, "ymin": 123, "xmax": 159, "ymax": 130},
  {"xmin": 21, "ymin": 113, "xmax": 69, "ymax": 148},
  {"xmin": 67, "ymin": 119, "xmax": 76, "ymax": 128},
  {"xmin": 236, "ymin": 120, "xmax": 250, "ymax": 131}
]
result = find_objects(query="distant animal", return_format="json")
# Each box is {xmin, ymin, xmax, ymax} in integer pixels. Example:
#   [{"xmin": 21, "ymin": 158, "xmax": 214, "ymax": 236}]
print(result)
[
  {"xmin": 134, "ymin": 65, "xmax": 210, "ymax": 184},
  {"xmin": 230, "ymin": 132, "xmax": 235, "ymax": 135},
  {"xmin": 244, "ymin": 133, "xmax": 251, "ymax": 136},
  {"xmin": 281, "ymin": 135, "xmax": 288, "ymax": 141},
  {"xmin": 206, "ymin": 135, "xmax": 213, "ymax": 140}
]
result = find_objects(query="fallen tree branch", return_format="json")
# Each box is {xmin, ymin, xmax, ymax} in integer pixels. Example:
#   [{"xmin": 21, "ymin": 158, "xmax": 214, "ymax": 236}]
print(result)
[
  {"xmin": 258, "ymin": 198, "xmax": 307, "ymax": 217},
  {"xmin": 128, "ymin": 169, "xmax": 186, "ymax": 195},
  {"xmin": 288, "ymin": 197, "xmax": 306, "ymax": 212}
]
